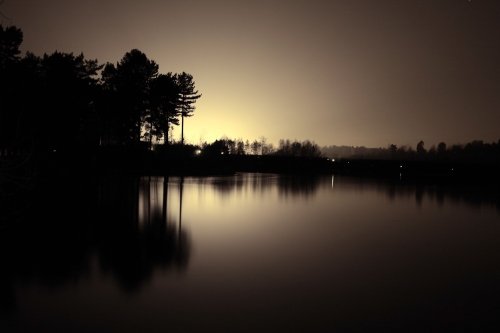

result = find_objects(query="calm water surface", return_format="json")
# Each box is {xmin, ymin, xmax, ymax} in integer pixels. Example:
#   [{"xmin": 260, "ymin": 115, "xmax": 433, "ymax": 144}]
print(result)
[{"xmin": 1, "ymin": 173, "xmax": 500, "ymax": 332}]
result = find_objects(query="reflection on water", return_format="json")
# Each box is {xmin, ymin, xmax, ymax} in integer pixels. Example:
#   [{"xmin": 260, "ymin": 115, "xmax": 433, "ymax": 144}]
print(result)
[
  {"xmin": 190, "ymin": 173, "xmax": 322, "ymax": 198},
  {"xmin": 1, "ymin": 173, "xmax": 500, "ymax": 332},
  {"xmin": 330, "ymin": 176, "xmax": 500, "ymax": 212},
  {"xmin": 1, "ymin": 176, "xmax": 190, "ymax": 308}
]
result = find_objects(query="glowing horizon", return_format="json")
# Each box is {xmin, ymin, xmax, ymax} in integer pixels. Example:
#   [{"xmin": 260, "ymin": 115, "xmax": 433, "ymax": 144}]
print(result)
[{"xmin": 4, "ymin": 0, "xmax": 500, "ymax": 148}]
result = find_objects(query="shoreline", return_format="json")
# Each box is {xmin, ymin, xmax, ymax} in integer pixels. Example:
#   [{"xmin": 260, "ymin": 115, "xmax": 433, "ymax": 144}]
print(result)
[{"xmin": 2, "ymin": 149, "xmax": 499, "ymax": 182}]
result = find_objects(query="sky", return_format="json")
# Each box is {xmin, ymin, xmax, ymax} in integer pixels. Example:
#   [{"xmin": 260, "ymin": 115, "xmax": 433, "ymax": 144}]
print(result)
[{"xmin": 2, "ymin": 0, "xmax": 500, "ymax": 147}]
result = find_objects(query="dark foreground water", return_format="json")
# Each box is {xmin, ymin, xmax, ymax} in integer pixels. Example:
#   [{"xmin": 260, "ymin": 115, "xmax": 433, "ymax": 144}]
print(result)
[{"xmin": 1, "ymin": 173, "xmax": 500, "ymax": 332}]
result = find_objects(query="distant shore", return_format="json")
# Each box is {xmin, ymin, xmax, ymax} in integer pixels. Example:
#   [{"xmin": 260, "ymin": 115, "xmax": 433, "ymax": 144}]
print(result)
[{"xmin": 3, "ymin": 149, "xmax": 499, "ymax": 184}]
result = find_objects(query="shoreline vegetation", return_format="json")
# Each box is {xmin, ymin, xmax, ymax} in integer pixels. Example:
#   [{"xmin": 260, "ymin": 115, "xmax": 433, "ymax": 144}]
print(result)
[
  {"xmin": 1, "ymin": 25, "xmax": 499, "ymax": 183},
  {"xmin": 3, "ymin": 145, "xmax": 499, "ymax": 180}
]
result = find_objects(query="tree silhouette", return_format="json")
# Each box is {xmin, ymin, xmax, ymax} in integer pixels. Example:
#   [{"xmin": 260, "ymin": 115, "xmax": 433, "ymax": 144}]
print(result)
[
  {"xmin": 251, "ymin": 139, "xmax": 261, "ymax": 155},
  {"xmin": 176, "ymin": 72, "xmax": 201, "ymax": 145},
  {"xmin": 149, "ymin": 73, "xmax": 180, "ymax": 146},
  {"xmin": 1, "ymin": 26, "xmax": 101, "ymax": 155},
  {"xmin": 0, "ymin": 25, "xmax": 22, "ymax": 68},
  {"xmin": 39, "ymin": 52, "xmax": 101, "ymax": 150},
  {"xmin": 101, "ymin": 49, "xmax": 158, "ymax": 145},
  {"xmin": 0, "ymin": 25, "xmax": 23, "ymax": 152},
  {"xmin": 276, "ymin": 139, "xmax": 320, "ymax": 157},
  {"xmin": 437, "ymin": 142, "xmax": 447, "ymax": 155},
  {"xmin": 416, "ymin": 140, "xmax": 426, "ymax": 155}
]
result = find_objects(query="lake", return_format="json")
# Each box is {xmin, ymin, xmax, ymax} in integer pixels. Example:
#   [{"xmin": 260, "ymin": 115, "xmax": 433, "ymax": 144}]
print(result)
[{"xmin": 1, "ymin": 173, "xmax": 500, "ymax": 332}]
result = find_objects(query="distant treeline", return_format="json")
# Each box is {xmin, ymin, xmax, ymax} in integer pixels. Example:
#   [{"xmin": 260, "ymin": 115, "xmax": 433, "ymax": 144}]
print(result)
[
  {"xmin": 201, "ymin": 138, "xmax": 321, "ymax": 158},
  {"xmin": 322, "ymin": 140, "xmax": 500, "ymax": 163},
  {"xmin": 0, "ymin": 25, "xmax": 200, "ymax": 157}
]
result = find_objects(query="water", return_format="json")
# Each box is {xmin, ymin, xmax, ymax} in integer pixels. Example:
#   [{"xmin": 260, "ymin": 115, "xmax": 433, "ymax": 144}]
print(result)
[{"xmin": 1, "ymin": 173, "xmax": 500, "ymax": 332}]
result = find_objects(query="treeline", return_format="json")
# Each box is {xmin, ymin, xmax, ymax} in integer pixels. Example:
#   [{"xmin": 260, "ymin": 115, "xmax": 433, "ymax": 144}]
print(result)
[
  {"xmin": 322, "ymin": 140, "xmax": 500, "ymax": 164},
  {"xmin": 0, "ymin": 25, "xmax": 200, "ymax": 158},
  {"xmin": 201, "ymin": 138, "xmax": 321, "ymax": 158}
]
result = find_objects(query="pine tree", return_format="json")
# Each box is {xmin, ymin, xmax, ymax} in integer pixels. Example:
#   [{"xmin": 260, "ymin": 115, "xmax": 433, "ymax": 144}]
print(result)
[{"xmin": 176, "ymin": 72, "xmax": 201, "ymax": 145}]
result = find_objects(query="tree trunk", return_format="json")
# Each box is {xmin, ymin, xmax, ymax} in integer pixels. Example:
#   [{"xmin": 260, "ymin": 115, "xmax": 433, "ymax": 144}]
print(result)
[
  {"xmin": 181, "ymin": 114, "xmax": 184, "ymax": 145},
  {"xmin": 165, "ymin": 122, "xmax": 169, "ymax": 146}
]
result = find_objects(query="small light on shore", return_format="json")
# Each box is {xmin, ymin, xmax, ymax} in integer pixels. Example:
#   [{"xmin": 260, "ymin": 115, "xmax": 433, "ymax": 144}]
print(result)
[{"xmin": 195, "ymin": 149, "xmax": 201, "ymax": 155}]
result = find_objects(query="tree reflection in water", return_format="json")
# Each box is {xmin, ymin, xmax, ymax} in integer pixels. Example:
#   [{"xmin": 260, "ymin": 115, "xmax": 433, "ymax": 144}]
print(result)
[
  {"xmin": 0, "ymin": 175, "xmax": 190, "ymax": 313},
  {"xmin": 97, "ymin": 176, "xmax": 189, "ymax": 291},
  {"xmin": 206, "ymin": 173, "xmax": 323, "ymax": 199},
  {"xmin": 329, "ymin": 176, "xmax": 500, "ymax": 212}
]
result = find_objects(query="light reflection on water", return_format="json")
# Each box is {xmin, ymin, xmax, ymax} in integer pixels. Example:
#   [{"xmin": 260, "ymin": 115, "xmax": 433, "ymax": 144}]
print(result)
[{"xmin": 1, "ymin": 173, "xmax": 500, "ymax": 332}]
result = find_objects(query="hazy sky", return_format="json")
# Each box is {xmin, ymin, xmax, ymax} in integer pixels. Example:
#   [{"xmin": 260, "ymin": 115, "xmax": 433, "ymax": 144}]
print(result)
[{"xmin": 2, "ymin": 0, "xmax": 499, "ymax": 147}]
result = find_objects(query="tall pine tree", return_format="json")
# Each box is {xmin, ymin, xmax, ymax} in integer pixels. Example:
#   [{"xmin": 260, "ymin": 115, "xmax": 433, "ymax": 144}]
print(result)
[{"xmin": 176, "ymin": 72, "xmax": 201, "ymax": 145}]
